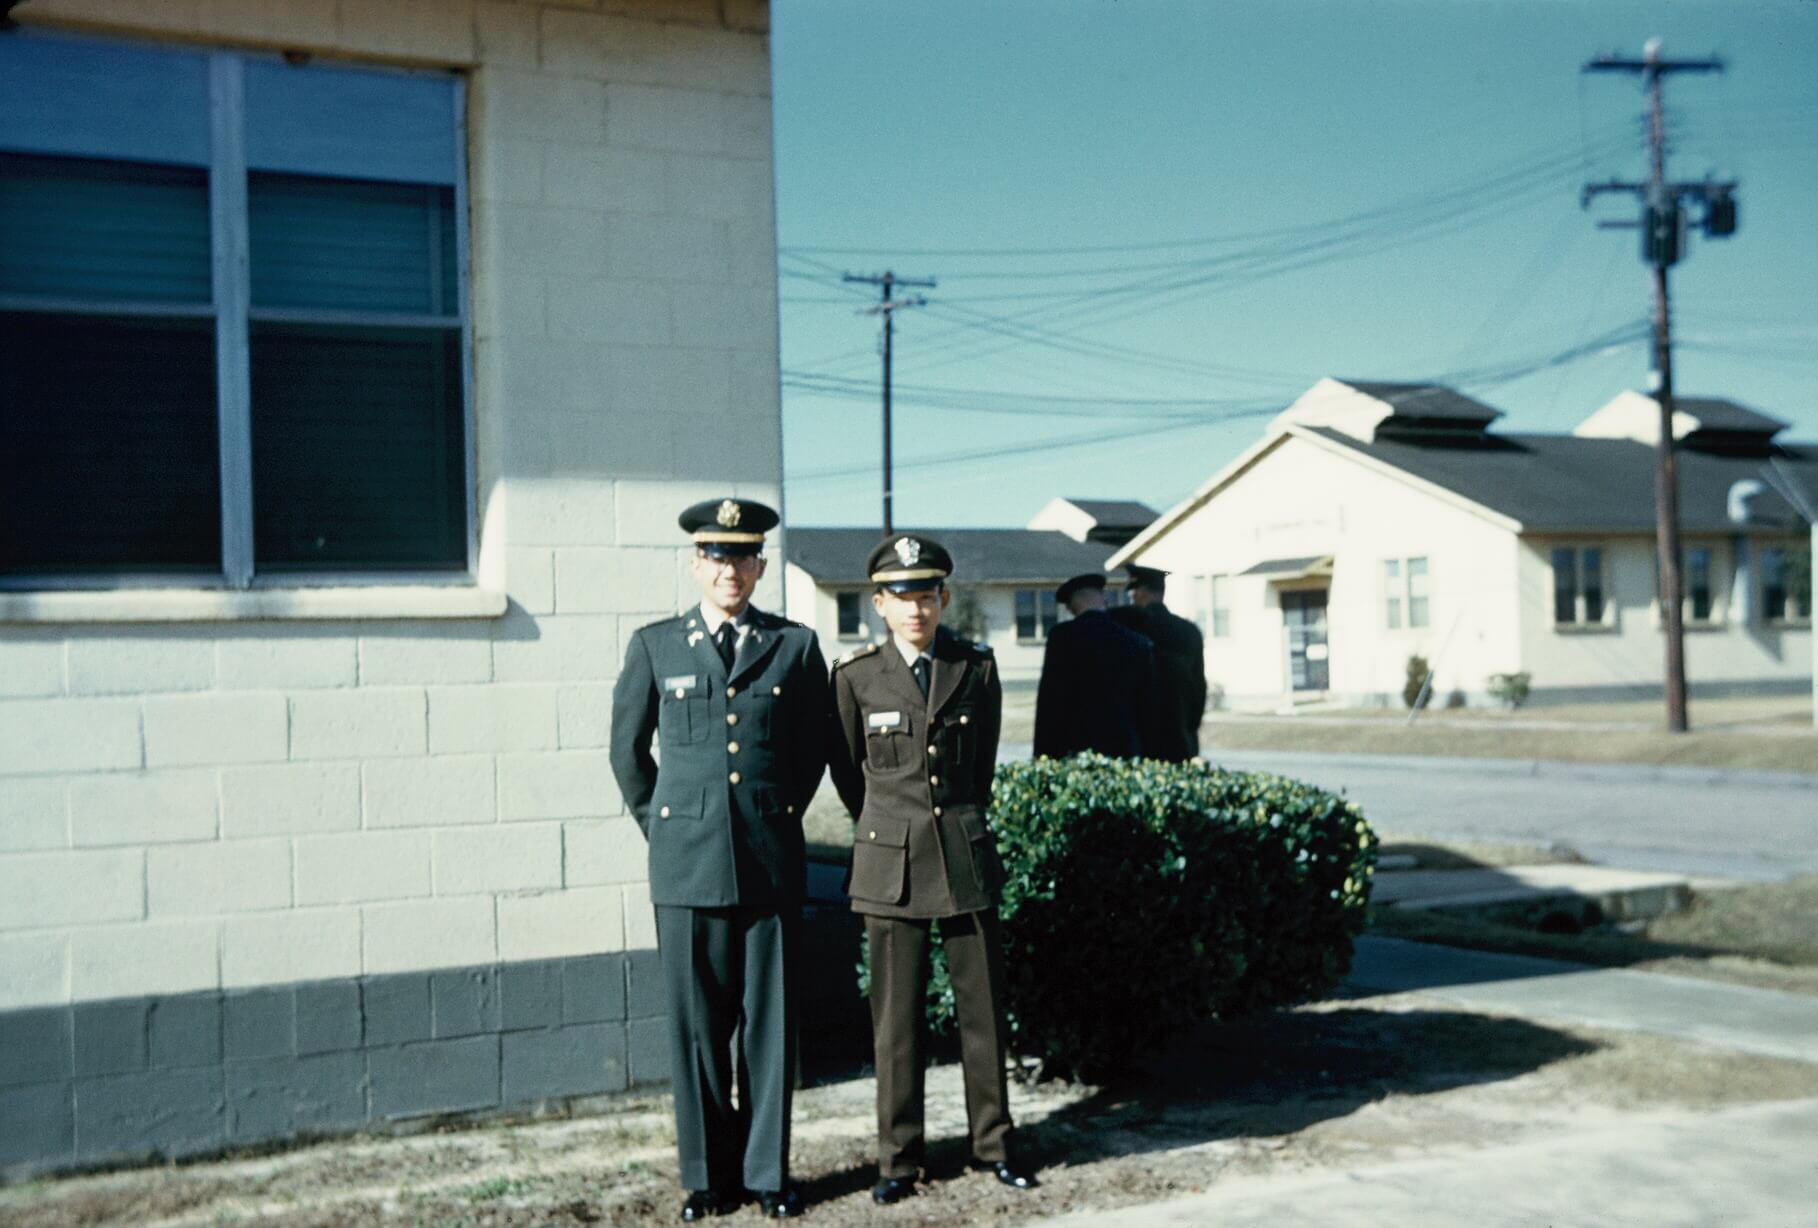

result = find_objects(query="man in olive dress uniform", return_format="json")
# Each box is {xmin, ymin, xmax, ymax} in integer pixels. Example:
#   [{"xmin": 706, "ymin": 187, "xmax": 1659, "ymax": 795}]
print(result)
[
  {"xmin": 826, "ymin": 534, "xmax": 1039, "ymax": 1205},
  {"xmin": 609, "ymin": 498, "xmax": 828, "ymax": 1221}
]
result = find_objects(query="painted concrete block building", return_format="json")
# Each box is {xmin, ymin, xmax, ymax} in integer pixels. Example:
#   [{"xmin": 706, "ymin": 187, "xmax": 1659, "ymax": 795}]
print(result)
[
  {"xmin": 1110, "ymin": 379, "xmax": 1815, "ymax": 709},
  {"xmin": 0, "ymin": 0, "xmax": 780, "ymax": 1177}
]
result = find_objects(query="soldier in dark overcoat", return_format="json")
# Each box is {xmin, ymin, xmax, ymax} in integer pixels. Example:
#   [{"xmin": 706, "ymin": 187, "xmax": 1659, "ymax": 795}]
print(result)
[
  {"xmin": 1032, "ymin": 572, "xmax": 1155, "ymax": 760},
  {"xmin": 609, "ymin": 498, "xmax": 828, "ymax": 1221},
  {"xmin": 826, "ymin": 534, "xmax": 1039, "ymax": 1205},
  {"xmin": 1123, "ymin": 565, "xmax": 1209, "ymax": 761}
]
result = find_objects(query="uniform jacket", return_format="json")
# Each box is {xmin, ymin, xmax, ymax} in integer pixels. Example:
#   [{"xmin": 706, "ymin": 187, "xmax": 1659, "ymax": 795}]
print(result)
[
  {"xmin": 827, "ymin": 627, "xmax": 1005, "ymax": 919},
  {"xmin": 1032, "ymin": 608, "xmax": 1155, "ymax": 760},
  {"xmin": 610, "ymin": 606, "xmax": 829, "ymax": 909},
  {"xmin": 1109, "ymin": 603, "xmax": 1208, "ymax": 761}
]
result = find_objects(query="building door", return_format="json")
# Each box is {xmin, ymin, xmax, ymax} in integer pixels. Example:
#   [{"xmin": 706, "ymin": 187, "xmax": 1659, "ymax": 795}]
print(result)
[{"xmin": 1282, "ymin": 589, "xmax": 1330, "ymax": 692}]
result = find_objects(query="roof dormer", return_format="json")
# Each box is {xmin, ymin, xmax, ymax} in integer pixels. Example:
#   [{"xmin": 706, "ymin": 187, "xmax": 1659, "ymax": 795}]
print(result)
[
  {"xmin": 1574, "ymin": 390, "xmax": 1787, "ymax": 455},
  {"xmin": 1272, "ymin": 377, "xmax": 1502, "ymax": 444}
]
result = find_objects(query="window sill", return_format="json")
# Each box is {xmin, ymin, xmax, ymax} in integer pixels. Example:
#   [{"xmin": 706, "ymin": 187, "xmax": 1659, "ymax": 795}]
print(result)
[{"xmin": 0, "ymin": 585, "xmax": 509, "ymax": 624}]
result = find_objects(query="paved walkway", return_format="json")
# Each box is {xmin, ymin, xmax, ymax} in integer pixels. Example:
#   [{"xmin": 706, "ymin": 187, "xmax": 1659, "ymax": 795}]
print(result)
[{"xmin": 1035, "ymin": 937, "xmax": 1818, "ymax": 1227}]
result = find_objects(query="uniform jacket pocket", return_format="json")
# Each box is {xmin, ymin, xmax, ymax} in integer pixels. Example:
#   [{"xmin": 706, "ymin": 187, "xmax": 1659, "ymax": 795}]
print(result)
[
  {"xmin": 848, "ymin": 812, "xmax": 910, "ymax": 905},
  {"xmin": 658, "ymin": 674, "xmax": 708, "ymax": 745}
]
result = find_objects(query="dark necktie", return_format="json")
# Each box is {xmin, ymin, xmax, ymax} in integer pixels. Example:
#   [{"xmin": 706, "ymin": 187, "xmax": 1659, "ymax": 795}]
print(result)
[
  {"xmin": 715, "ymin": 622, "xmax": 736, "ymax": 672},
  {"xmin": 911, "ymin": 654, "xmax": 930, "ymax": 698}
]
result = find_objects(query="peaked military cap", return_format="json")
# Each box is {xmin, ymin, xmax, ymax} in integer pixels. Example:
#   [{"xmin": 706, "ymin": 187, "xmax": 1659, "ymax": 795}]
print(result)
[
  {"xmin": 1125, "ymin": 565, "xmax": 1170, "ymax": 591},
  {"xmin": 867, "ymin": 533, "xmax": 953, "ymax": 593},
  {"xmin": 679, "ymin": 497, "xmax": 778, "ymax": 557},
  {"xmin": 1055, "ymin": 572, "xmax": 1106, "ymax": 605}
]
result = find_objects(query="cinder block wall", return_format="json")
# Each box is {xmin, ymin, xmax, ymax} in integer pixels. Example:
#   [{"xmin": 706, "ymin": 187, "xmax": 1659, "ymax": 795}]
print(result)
[{"xmin": 0, "ymin": 0, "xmax": 780, "ymax": 1178}]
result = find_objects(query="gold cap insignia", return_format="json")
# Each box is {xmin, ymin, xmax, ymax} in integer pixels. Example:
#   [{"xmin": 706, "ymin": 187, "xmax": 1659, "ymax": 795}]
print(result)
[
  {"xmin": 716, "ymin": 500, "xmax": 741, "ymax": 528},
  {"xmin": 894, "ymin": 537, "xmax": 921, "ymax": 567}
]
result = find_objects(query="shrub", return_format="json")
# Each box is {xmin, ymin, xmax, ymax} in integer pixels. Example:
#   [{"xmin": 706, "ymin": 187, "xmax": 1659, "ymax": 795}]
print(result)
[
  {"xmin": 863, "ymin": 754, "xmax": 1377, "ymax": 1082},
  {"xmin": 1488, "ymin": 671, "xmax": 1532, "ymax": 709},
  {"xmin": 1403, "ymin": 654, "xmax": 1431, "ymax": 709}
]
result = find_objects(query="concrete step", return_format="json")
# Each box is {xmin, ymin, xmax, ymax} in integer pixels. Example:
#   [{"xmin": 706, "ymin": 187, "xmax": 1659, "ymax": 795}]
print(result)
[{"xmin": 1373, "ymin": 864, "xmax": 1696, "ymax": 929}]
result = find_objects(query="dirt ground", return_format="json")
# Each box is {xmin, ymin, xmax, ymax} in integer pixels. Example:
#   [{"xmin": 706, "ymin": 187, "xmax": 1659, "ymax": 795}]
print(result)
[{"xmin": 8, "ymin": 992, "xmax": 1818, "ymax": 1228}]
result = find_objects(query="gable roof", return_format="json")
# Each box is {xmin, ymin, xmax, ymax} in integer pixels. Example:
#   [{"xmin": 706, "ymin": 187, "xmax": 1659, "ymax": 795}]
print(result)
[
  {"xmin": 1302, "ymin": 426, "xmax": 1818, "ymax": 533},
  {"xmin": 1335, "ymin": 380, "xmax": 1503, "ymax": 426},
  {"xmin": 786, "ymin": 528, "xmax": 1118, "ymax": 585},
  {"xmin": 1055, "ymin": 498, "xmax": 1158, "ymax": 527}
]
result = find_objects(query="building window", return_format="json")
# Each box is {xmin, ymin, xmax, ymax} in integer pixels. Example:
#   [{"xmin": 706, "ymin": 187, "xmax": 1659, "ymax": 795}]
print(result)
[
  {"xmin": 1383, "ymin": 557, "xmax": 1429, "ymax": 629},
  {"xmin": 0, "ymin": 33, "xmax": 470, "ymax": 590},
  {"xmin": 1762, "ymin": 546, "xmax": 1813, "ymax": 625},
  {"xmin": 1551, "ymin": 546, "xmax": 1609, "ymax": 627},
  {"xmin": 1686, "ymin": 547, "xmax": 1714, "ymax": 623},
  {"xmin": 836, "ymin": 590, "xmax": 865, "ymax": 638},
  {"xmin": 1210, "ymin": 574, "xmax": 1231, "ymax": 638},
  {"xmin": 1014, "ymin": 589, "xmax": 1059, "ymax": 641}
]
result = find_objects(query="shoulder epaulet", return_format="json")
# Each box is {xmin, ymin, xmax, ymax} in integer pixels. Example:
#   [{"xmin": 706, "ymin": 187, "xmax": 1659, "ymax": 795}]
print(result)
[{"xmin": 832, "ymin": 642, "xmax": 882, "ymax": 670}]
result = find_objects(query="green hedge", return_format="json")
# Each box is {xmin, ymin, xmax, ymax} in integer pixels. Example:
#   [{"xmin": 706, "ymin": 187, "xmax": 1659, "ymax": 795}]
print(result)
[{"xmin": 862, "ymin": 754, "xmax": 1377, "ymax": 1082}]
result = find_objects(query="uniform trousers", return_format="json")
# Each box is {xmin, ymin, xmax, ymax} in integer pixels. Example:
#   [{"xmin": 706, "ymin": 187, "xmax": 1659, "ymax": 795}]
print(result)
[
  {"xmin": 864, "ymin": 909, "xmax": 1013, "ymax": 1178},
  {"xmin": 655, "ymin": 903, "xmax": 796, "ymax": 1193}
]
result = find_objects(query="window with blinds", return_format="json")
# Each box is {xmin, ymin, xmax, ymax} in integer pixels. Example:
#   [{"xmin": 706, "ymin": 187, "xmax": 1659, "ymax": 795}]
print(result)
[{"xmin": 0, "ymin": 32, "xmax": 470, "ymax": 588}]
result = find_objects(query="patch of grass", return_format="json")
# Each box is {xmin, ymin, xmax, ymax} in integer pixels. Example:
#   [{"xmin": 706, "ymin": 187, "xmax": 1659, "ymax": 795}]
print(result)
[
  {"xmin": 1649, "ymin": 877, "xmax": 1818, "ymax": 966},
  {"xmin": 1203, "ymin": 718, "xmax": 1817, "ymax": 773}
]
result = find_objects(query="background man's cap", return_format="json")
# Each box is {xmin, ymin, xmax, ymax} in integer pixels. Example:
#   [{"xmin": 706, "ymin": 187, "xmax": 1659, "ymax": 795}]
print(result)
[
  {"xmin": 867, "ymin": 534, "xmax": 953, "ymax": 592},
  {"xmin": 1125, "ymin": 565, "xmax": 1169, "ymax": 590},
  {"xmin": 1056, "ymin": 572, "xmax": 1107, "ymax": 604},
  {"xmin": 679, "ymin": 498, "xmax": 778, "ymax": 557}
]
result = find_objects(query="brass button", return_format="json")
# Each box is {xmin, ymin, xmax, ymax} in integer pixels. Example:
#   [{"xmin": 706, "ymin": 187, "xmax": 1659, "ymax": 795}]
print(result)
[
  {"xmin": 959, "ymin": 714, "xmax": 970, "ymax": 725},
  {"xmin": 660, "ymin": 806, "xmax": 671, "ymax": 818},
  {"xmin": 674, "ymin": 688, "xmax": 686, "ymax": 699},
  {"xmin": 773, "ymin": 685, "xmax": 783, "ymax": 696},
  {"xmin": 932, "ymin": 806, "xmax": 942, "ymax": 817},
  {"xmin": 927, "ymin": 746, "xmax": 939, "ymax": 757},
  {"xmin": 929, "ymin": 774, "xmax": 940, "ymax": 786},
  {"xmin": 729, "ymin": 771, "xmax": 742, "ymax": 784},
  {"xmin": 868, "ymin": 830, "xmax": 877, "ymax": 840},
  {"xmin": 727, "ymin": 713, "xmax": 739, "ymax": 726},
  {"xmin": 727, "ymin": 686, "xmax": 737, "ymax": 698},
  {"xmin": 786, "ymin": 805, "xmax": 796, "ymax": 815},
  {"xmin": 728, "ymin": 741, "xmax": 740, "ymax": 753}
]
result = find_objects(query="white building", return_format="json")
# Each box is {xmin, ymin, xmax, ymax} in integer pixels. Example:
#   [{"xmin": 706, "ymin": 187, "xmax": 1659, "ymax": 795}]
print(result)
[
  {"xmin": 0, "ymin": 0, "xmax": 780, "ymax": 1176},
  {"xmin": 1110, "ymin": 379, "xmax": 1815, "ymax": 709}
]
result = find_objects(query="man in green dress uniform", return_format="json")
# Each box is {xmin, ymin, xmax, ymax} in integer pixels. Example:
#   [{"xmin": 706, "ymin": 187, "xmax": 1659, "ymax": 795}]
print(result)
[
  {"xmin": 610, "ymin": 498, "xmax": 828, "ymax": 1221},
  {"xmin": 826, "ymin": 534, "xmax": 1039, "ymax": 1205}
]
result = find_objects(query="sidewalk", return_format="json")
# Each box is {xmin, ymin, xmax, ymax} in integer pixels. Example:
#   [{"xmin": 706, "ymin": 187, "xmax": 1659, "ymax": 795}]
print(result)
[{"xmin": 1034, "ymin": 936, "xmax": 1818, "ymax": 1227}]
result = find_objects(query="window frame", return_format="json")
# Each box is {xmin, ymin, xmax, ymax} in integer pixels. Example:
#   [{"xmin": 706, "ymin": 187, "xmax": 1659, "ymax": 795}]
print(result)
[
  {"xmin": 835, "ymin": 590, "xmax": 867, "ymax": 640},
  {"xmin": 1550, "ymin": 544, "xmax": 1615, "ymax": 631},
  {"xmin": 1760, "ymin": 544, "xmax": 1814, "ymax": 628},
  {"xmin": 1209, "ymin": 573, "xmax": 1231, "ymax": 638},
  {"xmin": 1014, "ymin": 588, "xmax": 1059, "ymax": 643},
  {"xmin": 0, "ymin": 32, "xmax": 475, "ymax": 594},
  {"xmin": 1381, "ymin": 555, "xmax": 1430, "ymax": 630}
]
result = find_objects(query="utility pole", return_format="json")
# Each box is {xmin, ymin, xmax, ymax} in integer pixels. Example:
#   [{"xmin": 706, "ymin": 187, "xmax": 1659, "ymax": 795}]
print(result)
[
  {"xmin": 1582, "ymin": 38, "xmax": 1737, "ymax": 733},
  {"xmin": 843, "ymin": 270, "xmax": 934, "ymax": 535}
]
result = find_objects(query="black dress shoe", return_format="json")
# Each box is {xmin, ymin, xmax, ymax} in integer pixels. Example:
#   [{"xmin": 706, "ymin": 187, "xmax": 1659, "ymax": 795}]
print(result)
[
  {"xmin": 872, "ymin": 1175, "xmax": 917, "ymax": 1205},
  {"xmin": 984, "ymin": 1160, "xmax": 1040, "ymax": 1190},
  {"xmin": 756, "ymin": 1187, "xmax": 803, "ymax": 1218},
  {"xmin": 680, "ymin": 1189, "xmax": 732, "ymax": 1221}
]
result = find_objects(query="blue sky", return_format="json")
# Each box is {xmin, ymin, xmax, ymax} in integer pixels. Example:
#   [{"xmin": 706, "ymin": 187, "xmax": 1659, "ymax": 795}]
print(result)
[{"xmin": 770, "ymin": 0, "xmax": 1818, "ymax": 529}]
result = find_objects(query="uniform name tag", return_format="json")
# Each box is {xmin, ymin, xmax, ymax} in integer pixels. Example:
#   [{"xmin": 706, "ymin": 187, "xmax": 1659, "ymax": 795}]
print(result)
[
  {"xmin": 868, "ymin": 710, "xmax": 903, "ymax": 730},
  {"xmin": 663, "ymin": 674, "xmax": 699, "ymax": 691}
]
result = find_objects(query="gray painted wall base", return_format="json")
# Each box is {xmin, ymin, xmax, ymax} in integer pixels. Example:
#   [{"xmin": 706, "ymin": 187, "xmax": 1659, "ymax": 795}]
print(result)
[{"xmin": 0, "ymin": 951, "xmax": 669, "ymax": 1182}]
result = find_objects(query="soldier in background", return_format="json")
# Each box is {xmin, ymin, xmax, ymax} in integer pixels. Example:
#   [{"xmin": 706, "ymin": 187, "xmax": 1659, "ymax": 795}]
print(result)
[
  {"xmin": 1033, "ymin": 572, "xmax": 1154, "ymax": 760},
  {"xmin": 826, "ymin": 534, "xmax": 1038, "ymax": 1205},
  {"xmin": 1121, "ymin": 565, "xmax": 1209, "ymax": 762},
  {"xmin": 609, "ymin": 498, "xmax": 827, "ymax": 1221}
]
